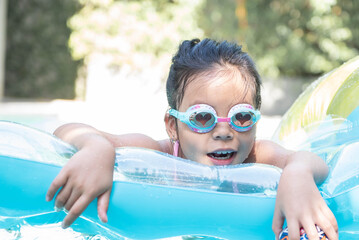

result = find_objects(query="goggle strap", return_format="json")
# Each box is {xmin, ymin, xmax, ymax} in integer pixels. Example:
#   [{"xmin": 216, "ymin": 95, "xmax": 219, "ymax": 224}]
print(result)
[
  {"xmin": 169, "ymin": 109, "xmax": 181, "ymax": 119},
  {"xmin": 170, "ymin": 109, "xmax": 189, "ymax": 125}
]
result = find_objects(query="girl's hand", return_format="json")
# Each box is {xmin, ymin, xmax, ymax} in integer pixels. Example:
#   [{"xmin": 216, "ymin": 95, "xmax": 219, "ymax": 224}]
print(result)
[
  {"xmin": 272, "ymin": 167, "xmax": 338, "ymax": 240},
  {"xmin": 46, "ymin": 143, "xmax": 115, "ymax": 228}
]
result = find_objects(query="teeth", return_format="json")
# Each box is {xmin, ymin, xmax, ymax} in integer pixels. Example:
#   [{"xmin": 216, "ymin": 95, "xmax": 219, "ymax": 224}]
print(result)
[
  {"xmin": 215, "ymin": 151, "xmax": 233, "ymax": 154},
  {"xmin": 208, "ymin": 151, "xmax": 235, "ymax": 160}
]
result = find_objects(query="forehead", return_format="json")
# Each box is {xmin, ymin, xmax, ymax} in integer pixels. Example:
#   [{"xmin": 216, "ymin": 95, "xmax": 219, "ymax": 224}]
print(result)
[{"xmin": 180, "ymin": 68, "xmax": 256, "ymax": 111}]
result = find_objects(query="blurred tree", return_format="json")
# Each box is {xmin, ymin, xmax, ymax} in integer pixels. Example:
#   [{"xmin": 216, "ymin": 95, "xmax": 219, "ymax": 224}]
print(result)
[
  {"xmin": 198, "ymin": 0, "xmax": 359, "ymax": 79},
  {"xmin": 245, "ymin": 0, "xmax": 359, "ymax": 78},
  {"xmin": 68, "ymin": 0, "xmax": 204, "ymax": 85},
  {"xmin": 7, "ymin": 0, "xmax": 358, "ymax": 100},
  {"xmin": 5, "ymin": 0, "xmax": 81, "ymax": 99},
  {"xmin": 197, "ymin": 0, "xmax": 238, "ymax": 42}
]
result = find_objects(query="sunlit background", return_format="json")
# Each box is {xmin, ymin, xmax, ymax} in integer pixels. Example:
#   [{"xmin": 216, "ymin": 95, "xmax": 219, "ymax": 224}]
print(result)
[{"xmin": 0, "ymin": 0, "xmax": 358, "ymax": 140}]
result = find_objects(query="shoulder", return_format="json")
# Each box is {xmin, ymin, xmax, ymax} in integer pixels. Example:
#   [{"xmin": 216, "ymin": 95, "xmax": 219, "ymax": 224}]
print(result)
[{"xmin": 247, "ymin": 139, "xmax": 294, "ymax": 168}]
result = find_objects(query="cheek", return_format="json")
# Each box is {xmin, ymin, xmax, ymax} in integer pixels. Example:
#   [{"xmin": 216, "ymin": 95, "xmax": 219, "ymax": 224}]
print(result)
[
  {"xmin": 245, "ymin": 129, "xmax": 256, "ymax": 148},
  {"xmin": 237, "ymin": 129, "xmax": 256, "ymax": 158},
  {"xmin": 177, "ymin": 125, "xmax": 204, "ymax": 160}
]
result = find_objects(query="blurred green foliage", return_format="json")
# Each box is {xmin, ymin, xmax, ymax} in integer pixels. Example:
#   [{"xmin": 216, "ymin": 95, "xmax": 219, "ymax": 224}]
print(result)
[
  {"xmin": 5, "ymin": 0, "xmax": 359, "ymax": 99},
  {"xmin": 67, "ymin": 0, "xmax": 204, "ymax": 76},
  {"xmin": 200, "ymin": 0, "xmax": 359, "ymax": 78},
  {"xmin": 247, "ymin": 0, "xmax": 359, "ymax": 78},
  {"xmin": 5, "ymin": 0, "xmax": 81, "ymax": 99}
]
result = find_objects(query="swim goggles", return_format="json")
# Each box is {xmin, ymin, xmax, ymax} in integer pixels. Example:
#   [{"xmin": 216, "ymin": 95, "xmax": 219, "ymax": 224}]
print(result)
[{"xmin": 169, "ymin": 104, "xmax": 261, "ymax": 133}]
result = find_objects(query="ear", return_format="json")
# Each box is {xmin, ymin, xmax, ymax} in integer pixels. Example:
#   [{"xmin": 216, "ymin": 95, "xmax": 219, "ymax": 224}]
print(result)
[{"xmin": 164, "ymin": 112, "xmax": 177, "ymax": 140}]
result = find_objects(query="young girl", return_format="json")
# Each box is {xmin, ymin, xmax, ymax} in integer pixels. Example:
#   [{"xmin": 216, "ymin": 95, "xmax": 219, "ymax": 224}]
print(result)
[{"xmin": 46, "ymin": 38, "xmax": 338, "ymax": 240}]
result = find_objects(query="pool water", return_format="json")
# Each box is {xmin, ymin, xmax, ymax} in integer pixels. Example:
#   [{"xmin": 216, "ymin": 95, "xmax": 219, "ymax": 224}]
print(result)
[
  {"xmin": 0, "ymin": 223, "xmax": 109, "ymax": 240},
  {"xmin": 0, "ymin": 211, "xmax": 125, "ymax": 240}
]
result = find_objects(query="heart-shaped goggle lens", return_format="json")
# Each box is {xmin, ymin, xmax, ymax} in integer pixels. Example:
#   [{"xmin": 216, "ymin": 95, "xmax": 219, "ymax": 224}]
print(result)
[
  {"xmin": 231, "ymin": 112, "xmax": 255, "ymax": 127},
  {"xmin": 190, "ymin": 112, "xmax": 216, "ymax": 128}
]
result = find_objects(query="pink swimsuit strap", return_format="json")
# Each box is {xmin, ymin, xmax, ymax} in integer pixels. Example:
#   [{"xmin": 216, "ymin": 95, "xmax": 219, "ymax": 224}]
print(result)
[{"xmin": 173, "ymin": 140, "xmax": 179, "ymax": 157}]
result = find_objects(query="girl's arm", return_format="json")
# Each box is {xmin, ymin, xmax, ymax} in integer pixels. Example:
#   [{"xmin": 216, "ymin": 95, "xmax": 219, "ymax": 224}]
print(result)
[
  {"xmin": 252, "ymin": 140, "xmax": 338, "ymax": 240},
  {"xmin": 46, "ymin": 123, "xmax": 170, "ymax": 228}
]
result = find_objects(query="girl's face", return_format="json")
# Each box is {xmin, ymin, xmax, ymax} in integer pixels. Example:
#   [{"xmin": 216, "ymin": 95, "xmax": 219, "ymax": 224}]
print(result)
[{"xmin": 166, "ymin": 70, "xmax": 258, "ymax": 166}]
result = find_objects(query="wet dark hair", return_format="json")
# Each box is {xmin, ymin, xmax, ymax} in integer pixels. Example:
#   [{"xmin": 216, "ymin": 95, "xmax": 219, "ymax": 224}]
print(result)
[{"xmin": 166, "ymin": 38, "xmax": 262, "ymax": 110}]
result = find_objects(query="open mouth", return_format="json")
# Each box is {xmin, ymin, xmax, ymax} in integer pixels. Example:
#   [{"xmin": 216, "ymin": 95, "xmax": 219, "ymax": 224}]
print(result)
[{"xmin": 207, "ymin": 150, "xmax": 236, "ymax": 165}]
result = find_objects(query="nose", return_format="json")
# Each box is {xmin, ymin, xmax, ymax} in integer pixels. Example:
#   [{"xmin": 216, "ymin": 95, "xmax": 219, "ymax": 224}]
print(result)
[{"xmin": 212, "ymin": 122, "xmax": 234, "ymax": 140}]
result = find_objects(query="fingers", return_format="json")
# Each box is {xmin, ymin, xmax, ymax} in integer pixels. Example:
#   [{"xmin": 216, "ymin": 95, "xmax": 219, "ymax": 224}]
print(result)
[
  {"xmin": 46, "ymin": 171, "xmax": 68, "ymax": 201},
  {"xmin": 46, "ymin": 169, "xmax": 94, "ymax": 229},
  {"xmin": 302, "ymin": 219, "xmax": 320, "ymax": 240},
  {"xmin": 61, "ymin": 190, "xmax": 111, "ymax": 228},
  {"xmin": 46, "ymin": 146, "xmax": 115, "ymax": 229},
  {"xmin": 318, "ymin": 222, "xmax": 338, "ymax": 240},
  {"xmin": 64, "ymin": 189, "xmax": 81, "ymax": 211},
  {"xmin": 54, "ymin": 184, "xmax": 72, "ymax": 209},
  {"xmin": 317, "ymin": 205, "xmax": 339, "ymax": 240},
  {"xmin": 287, "ymin": 220, "xmax": 300, "ymax": 240},
  {"xmin": 321, "ymin": 203, "xmax": 338, "ymax": 232},
  {"xmin": 296, "ymin": 207, "xmax": 338, "ymax": 240},
  {"xmin": 97, "ymin": 190, "xmax": 111, "ymax": 223},
  {"xmin": 272, "ymin": 207, "xmax": 285, "ymax": 239},
  {"xmin": 62, "ymin": 195, "xmax": 94, "ymax": 229}
]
